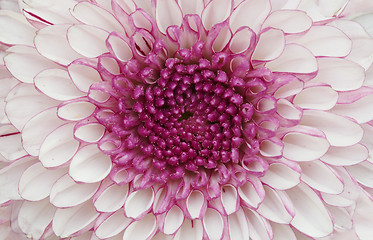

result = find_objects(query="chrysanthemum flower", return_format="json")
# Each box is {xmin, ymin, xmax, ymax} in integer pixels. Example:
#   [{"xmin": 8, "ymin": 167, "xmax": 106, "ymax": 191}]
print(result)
[{"xmin": 1, "ymin": 0, "xmax": 373, "ymax": 239}]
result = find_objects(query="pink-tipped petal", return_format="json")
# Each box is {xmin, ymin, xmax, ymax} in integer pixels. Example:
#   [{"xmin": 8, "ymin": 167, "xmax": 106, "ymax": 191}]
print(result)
[
  {"xmin": 74, "ymin": 123, "xmax": 105, "ymax": 143},
  {"xmin": 263, "ymin": 10, "xmax": 312, "ymax": 34},
  {"xmin": 122, "ymin": 213, "xmax": 157, "ymax": 240},
  {"xmin": 94, "ymin": 183, "xmax": 128, "ymax": 213},
  {"xmin": 155, "ymin": 0, "xmax": 183, "ymax": 34},
  {"xmin": 95, "ymin": 211, "xmax": 132, "ymax": 239},
  {"xmin": 177, "ymin": 0, "xmax": 204, "ymax": 16},
  {"xmin": 270, "ymin": 222, "xmax": 296, "ymax": 240},
  {"xmin": 202, "ymin": 208, "xmax": 224, "ymax": 239},
  {"xmin": 68, "ymin": 63, "xmax": 102, "ymax": 93},
  {"xmin": 294, "ymin": 86, "xmax": 338, "ymax": 110},
  {"xmin": 124, "ymin": 188, "xmax": 154, "ymax": 219},
  {"xmin": 174, "ymin": 219, "xmax": 203, "ymax": 240},
  {"xmin": 162, "ymin": 205, "xmax": 184, "ymax": 235},
  {"xmin": 243, "ymin": 208, "xmax": 273, "ymax": 240},
  {"xmin": 252, "ymin": 28, "xmax": 285, "ymax": 62},
  {"xmin": 228, "ymin": 208, "xmax": 250, "ymax": 240},
  {"xmin": 260, "ymin": 162, "xmax": 301, "ymax": 190},
  {"xmin": 186, "ymin": 190, "xmax": 207, "ymax": 219},
  {"xmin": 57, "ymin": 101, "xmax": 96, "ymax": 121},
  {"xmin": 321, "ymin": 144, "xmax": 368, "ymax": 166},
  {"xmin": 0, "ymin": 11, "xmax": 35, "ymax": 46},
  {"xmin": 202, "ymin": 0, "xmax": 232, "ymax": 30}
]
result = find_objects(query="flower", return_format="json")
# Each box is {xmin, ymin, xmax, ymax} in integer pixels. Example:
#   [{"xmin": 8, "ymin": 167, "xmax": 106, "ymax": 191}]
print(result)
[{"xmin": 1, "ymin": 0, "xmax": 373, "ymax": 239}]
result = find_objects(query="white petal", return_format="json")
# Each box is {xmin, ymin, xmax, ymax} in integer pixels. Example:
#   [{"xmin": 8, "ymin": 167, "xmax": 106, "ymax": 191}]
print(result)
[
  {"xmin": 107, "ymin": 33, "xmax": 133, "ymax": 62},
  {"xmin": 299, "ymin": 160, "xmax": 344, "ymax": 194},
  {"xmin": 50, "ymin": 174, "xmax": 100, "ymax": 208},
  {"xmin": 282, "ymin": 131, "xmax": 329, "ymax": 161},
  {"xmin": 18, "ymin": 199, "xmax": 56, "ymax": 240},
  {"xmin": 321, "ymin": 144, "xmax": 368, "ymax": 166},
  {"xmin": 263, "ymin": 10, "xmax": 312, "ymax": 34},
  {"xmin": 67, "ymin": 25, "xmax": 109, "ymax": 58},
  {"xmin": 19, "ymin": 162, "xmax": 66, "ymax": 201},
  {"xmin": 203, "ymin": 208, "xmax": 224, "ymax": 240},
  {"xmin": 34, "ymin": 24, "xmax": 82, "ymax": 66},
  {"xmin": 300, "ymin": 110, "xmax": 363, "ymax": 147},
  {"xmin": 74, "ymin": 123, "xmax": 105, "ymax": 143},
  {"xmin": 69, "ymin": 144, "xmax": 112, "ymax": 183},
  {"xmin": 287, "ymin": 183, "xmax": 333, "ymax": 238},
  {"xmin": 326, "ymin": 205, "xmax": 353, "ymax": 230},
  {"xmin": 39, "ymin": 123, "xmax": 79, "ymax": 168},
  {"xmin": 309, "ymin": 57, "xmax": 365, "ymax": 91},
  {"xmin": 95, "ymin": 211, "xmax": 132, "ymax": 239},
  {"xmin": 265, "ymin": 44, "xmax": 317, "ymax": 74},
  {"xmin": 124, "ymin": 188, "xmax": 154, "ymax": 219},
  {"xmin": 257, "ymin": 186, "xmax": 293, "ymax": 224},
  {"xmin": 259, "ymin": 139, "xmax": 283, "ymax": 157},
  {"xmin": 186, "ymin": 190, "xmax": 206, "ymax": 219},
  {"xmin": 202, "ymin": 0, "xmax": 232, "ymax": 30},
  {"xmin": 22, "ymin": 107, "xmax": 65, "ymax": 156},
  {"xmin": 238, "ymin": 177, "xmax": 265, "ymax": 208},
  {"xmin": 4, "ymin": 45, "xmax": 61, "ymax": 84},
  {"xmin": 271, "ymin": 222, "xmax": 297, "ymax": 240},
  {"xmin": 243, "ymin": 208, "xmax": 272, "ymax": 240},
  {"xmin": 34, "ymin": 68, "xmax": 84, "ymax": 101},
  {"xmin": 228, "ymin": 208, "xmax": 250, "ymax": 240},
  {"xmin": 71, "ymin": 2, "xmax": 124, "ymax": 33},
  {"xmin": 294, "ymin": 86, "xmax": 338, "ymax": 110},
  {"xmin": 0, "ymin": 157, "xmax": 36, "ymax": 204},
  {"xmin": 122, "ymin": 213, "xmax": 157, "ymax": 240},
  {"xmin": 57, "ymin": 101, "xmax": 96, "ymax": 121},
  {"xmin": 346, "ymin": 161, "xmax": 373, "ymax": 188},
  {"xmin": 260, "ymin": 162, "xmax": 300, "ymax": 190},
  {"xmin": 0, "ymin": 11, "xmax": 35, "ymax": 46},
  {"xmin": 5, "ymin": 83, "xmax": 59, "ymax": 131},
  {"xmin": 163, "ymin": 205, "xmax": 184, "ymax": 235},
  {"xmin": 94, "ymin": 183, "xmax": 128, "ymax": 213},
  {"xmin": 276, "ymin": 99, "xmax": 302, "ymax": 121},
  {"xmin": 229, "ymin": 0, "xmax": 271, "ymax": 33},
  {"xmin": 174, "ymin": 219, "xmax": 203, "ymax": 240},
  {"xmin": 0, "ymin": 133, "xmax": 27, "ymax": 161},
  {"xmin": 155, "ymin": 0, "xmax": 183, "ymax": 34},
  {"xmin": 252, "ymin": 28, "xmax": 285, "ymax": 61},
  {"xmin": 221, "ymin": 184, "xmax": 239, "ymax": 215},
  {"xmin": 288, "ymin": 25, "xmax": 352, "ymax": 57},
  {"xmin": 332, "ymin": 94, "xmax": 373, "ymax": 124},
  {"xmin": 53, "ymin": 202, "xmax": 99, "ymax": 238},
  {"xmin": 211, "ymin": 24, "xmax": 232, "ymax": 53},
  {"xmin": 178, "ymin": 0, "xmax": 204, "ymax": 15},
  {"xmin": 68, "ymin": 63, "xmax": 102, "ymax": 93},
  {"xmin": 229, "ymin": 27, "xmax": 255, "ymax": 54}
]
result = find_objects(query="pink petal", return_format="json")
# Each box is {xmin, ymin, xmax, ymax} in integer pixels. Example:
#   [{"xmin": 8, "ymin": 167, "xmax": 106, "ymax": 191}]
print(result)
[
  {"xmin": 162, "ymin": 205, "xmax": 184, "ymax": 235},
  {"xmin": 186, "ymin": 190, "xmax": 207, "ymax": 219},
  {"xmin": 265, "ymin": 44, "xmax": 317, "ymax": 74},
  {"xmin": 67, "ymin": 25, "xmax": 109, "ymax": 58},
  {"xmin": 69, "ymin": 144, "xmax": 112, "ymax": 183},
  {"xmin": 287, "ymin": 183, "xmax": 333, "ymax": 238},
  {"xmin": 50, "ymin": 174, "xmax": 100, "ymax": 208},
  {"xmin": 252, "ymin": 28, "xmax": 285, "ymax": 62},
  {"xmin": 18, "ymin": 162, "xmax": 66, "ymax": 201},
  {"xmin": 34, "ymin": 24, "xmax": 83, "ymax": 66},
  {"xmin": 201, "ymin": 0, "xmax": 232, "ymax": 30},
  {"xmin": 34, "ymin": 68, "xmax": 84, "ymax": 101},
  {"xmin": 52, "ymin": 201, "xmax": 99, "ymax": 238},
  {"xmin": 155, "ymin": 0, "xmax": 183, "ymax": 34},
  {"xmin": 263, "ymin": 10, "xmax": 312, "ymax": 34},
  {"xmin": 124, "ymin": 188, "xmax": 154, "ymax": 219},
  {"xmin": 122, "ymin": 213, "xmax": 157, "ymax": 240},
  {"xmin": 229, "ymin": 0, "xmax": 271, "ymax": 33},
  {"xmin": 238, "ymin": 177, "xmax": 265, "ymax": 208}
]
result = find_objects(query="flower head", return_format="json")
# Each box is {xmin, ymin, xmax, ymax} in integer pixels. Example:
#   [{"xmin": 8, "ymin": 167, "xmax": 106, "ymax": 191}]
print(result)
[{"xmin": 1, "ymin": 0, "xmax": 373, "ymax": 239}]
